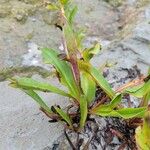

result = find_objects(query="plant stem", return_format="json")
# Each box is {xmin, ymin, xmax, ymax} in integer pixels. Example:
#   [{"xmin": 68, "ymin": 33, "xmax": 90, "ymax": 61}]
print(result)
[{"xmin": 116, "ymin": 75, "xmax": 145, "ymax": 93}]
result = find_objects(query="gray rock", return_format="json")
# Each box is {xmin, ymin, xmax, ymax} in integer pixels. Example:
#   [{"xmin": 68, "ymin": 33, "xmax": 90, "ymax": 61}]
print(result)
[
  {"xmin": 134, "ymin": 22, "xmax": 150, "ymax": 43},
  {"xmin": 0, "ymin": 77, "xmax": 69, "ymax": 150}
]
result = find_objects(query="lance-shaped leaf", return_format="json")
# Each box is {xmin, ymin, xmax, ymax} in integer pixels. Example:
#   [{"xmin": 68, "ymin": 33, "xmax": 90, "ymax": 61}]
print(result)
[
  {"xmin": 59, "ymin": 0, "xmax": 69, "ymax": 5},
  {"xmin": 68, "ymin": 6, "xmax": 78, "ymax": 25},
  {"xmin": 83, "ymin": 43, "xmax": 101, "ymax": 62},
  {"xmin": 75, "ymin": 29, "xmax": 85, "ymax": 51},
  {"xmin": 80, "ymin": 96, "xmax": 88, "ymax": 128},
  {"xmin": 113, "ymin": 107, "xmax": 146, "ymax": 119},
  {"xmin": 55, "ymin": 106, "xmax": 73, "ymax": 128},
  {"xmin": 92, "ymin": 94, "xmax": 122, "ymax": 113},
  {"xmin": 78, "ymin": 61, "xmax": 115, "ymax": 99},
  {"xmin": 24, "ymin": 90, "xmax": 52, "ymax": 114},
  {"xmin": 63, "ymin": 24, "xmax": 77, "ymax": 53},
  {"xmin": 135, "ymin": 126, "xmax": 150, "ymax": 150},
  {"xmin": 135, "ymin": 110, "xmax": 150, "ymax": 150},
  {"xmin": 46, "ymin": 3, "xmax": 59, "ymax": 10},
  {"xmin": 81, "ymin": 72, "xmax": 96, "ymax": 104},
  {"xmin": 89, "ymin": 67, "xmax": 115, "ymax": 99},
  {"xmin": 125, "ymin": 80, "xmax": 150, "ymax": 98},
  {"xmin": 143, "ymin": 92, "xmax": 150, "ymax": 106},
  {"xmin": 94, "ymin": 107, "xmax": 146, "ymax": 119},
  {"xmin": 42, "ymin": 48, "xmax": 80, "ymax": 99},
  {"xmin": 10, "ymin": 77, "xmax": 71, "ymax": 98},
  {"xmin": 109, "ymin": 94, "xmax": 122, "ymax": 108}
]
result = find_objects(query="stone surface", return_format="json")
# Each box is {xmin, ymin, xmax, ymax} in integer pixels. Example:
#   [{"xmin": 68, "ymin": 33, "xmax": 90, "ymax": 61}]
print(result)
[{"xmin": 0, "ymin": 78, "xmax": 68, "ymax": 150}]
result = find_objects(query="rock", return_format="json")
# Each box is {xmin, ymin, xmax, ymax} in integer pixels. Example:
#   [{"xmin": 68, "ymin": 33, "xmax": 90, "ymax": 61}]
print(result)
[
  {"xmin": 0, "ymin": 0, "xmax": 10, "ymax": 4},
  {"xmin": 42, "ymin": 11, "xmax": 57, "ymax": 26},
  {"xmin": 18, "ymin": 0, "xmax": 39, "ymax": 4},
  {"xmin": 0, "ymin": 4, "xmax": 12, "ymax": 18},
  {"xmin": 0, "ymin": 78, "xmax": 68, "ymax": 150},
  {"xmin": 11, "ymin": 2, "xmax": 36, "ymax": 23},
  {"xmin": 12, "ymin": 8, "xmax": 28, "ymax": 23},
  {"xmin": 134, "ymin": 22, "xmax": 150, "ymax": 43}
]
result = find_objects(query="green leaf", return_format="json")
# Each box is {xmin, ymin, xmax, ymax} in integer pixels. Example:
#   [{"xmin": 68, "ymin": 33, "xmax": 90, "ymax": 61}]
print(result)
[
  {"xmin": 80, "ymin": 96, "xmax": 88, "ymax": 128},
  {"xmin": 135, "ymin": 109, "xmax": 150, "ymax": 149},
  {"xmin": 114, "ymin": 107, "xmax": 146, "ymax": 119},
  {"xmin": 109, "ymin": 94, "xmax": 122, "ymax": 108},
  {"xmin": 69, "ymin": 6, "xmax": 78, "ymax": 25},
  {"xmin": 24, "ymin": 90, "xmax": 52, "ymax": 114},
  {"xmin": 94, "ymin": 107, "xmax": 146, "ymax": 119},
  {"xmin": 125, "ymin": 80, "xmax": 150, "ymax": 98},
  {"xmin": 10, "ymin": 77, "xmax": 71, "ymax": 98},
  {"xmin": 63, "ymin": 24, "xmax": 77, "ymax": 52},
  {"xmin": 75, "ymin": 29, "xmax": 85, "ymax": 51},
  {"xmin": 46, "ymin": 3, "xmax": 59, "ymax": 10},
  {"xmin": 144, "ymin": 92, "xmax": 150, "ymax": 103},
  {"xmin": 148, "ymin": 67, "xmax": 150, "ymax": 75},
  {"xmin": 136, "ymin": 126, "xmax": 150, "ymax": 150},
  {"xmin": 83, "ymin": 43, "xmax": 101, "ymax": 61},
  {"xmin": 89, "ymin": 67, "xmax": 115, "ymax": 99},
  {"xmin": 42, "ymin": 48, "xmax": 80, "ymax": 99},
  {"xmin": 91, "ymin": 94, "xmax": 122, "ymax": 115},
  {"xmin": 143, "ymin": 110, "xmax": 150, "ymax": 140},
  {"xmin": 55, "ymin": 106, "xmax": 73, "ymax": 128},
  {"xmin": 81, "ymin": 72, "xmax": 96, "ymax": 104},
  {"xmin": 59, "ymin": 0, "xmax": 69, "ymax": 5}
]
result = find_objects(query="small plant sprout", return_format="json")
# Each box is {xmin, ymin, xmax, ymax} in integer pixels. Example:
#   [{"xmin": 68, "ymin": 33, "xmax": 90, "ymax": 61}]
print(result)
[{"xmin": 9, "ymin": 0, "xmax": 148, "ymax": 136}]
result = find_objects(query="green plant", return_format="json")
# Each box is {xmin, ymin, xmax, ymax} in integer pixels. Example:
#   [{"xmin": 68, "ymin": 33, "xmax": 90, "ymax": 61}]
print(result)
[
  {"xmin": 125, "ymin": 71, "xmax": 150, "ymax": 149},
  {"xmin": 9, "ymin": 0, "xmax": 147, "ymax": 132},
  {"xmin": 135, "ymin": 108, "xmax": 150, "ymax": 150}
]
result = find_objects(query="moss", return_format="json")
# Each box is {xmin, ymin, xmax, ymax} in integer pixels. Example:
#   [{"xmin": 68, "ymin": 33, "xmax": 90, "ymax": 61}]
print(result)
[
  {"xmin": 0, "ymin": 66, "xmax": 52, "ymax": 82},
  {"xmin": 11, "ymin": 1, "xmax": 37, "ymax": 23},
  {"xmin": 0, "ymin": 4, "xmax": 12, "ymax": 18},
  {"xmin": 136, "ymin": 0, "xmax": 150, "ymax": 8}
]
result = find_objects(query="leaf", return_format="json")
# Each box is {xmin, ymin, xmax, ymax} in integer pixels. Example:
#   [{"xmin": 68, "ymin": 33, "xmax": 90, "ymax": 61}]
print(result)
[
  {"xmin": 89, "ymin": 67, "xmax": 115, "ymax": 99},
  {"xmin": 81, "ymin": 72, "xmax": 96, "ymax": 104},
  {"xmin": 91, "ymin": 94, "xmax": 122, "ymax": 115},
  {"xmin": 75, "ymin": 29, "xmax": 85, "ymax": 51},
  {"xmin": 69, "ymin": 6, "xmax": 78, "ymax": 25},
  {"xmin": 59, "ymin": 0, "xmax": 69, "ymax": 5},
  {"xmin": 78, "ymin": 61, "xmax": 114, "ymax": 99},
  {"xmin": 10, "ymin": 77, "xmax": 71, "ymax": 98},
  {"xmin": 94, "ymin": 107, "xmax": 146, "ymax": 119},
  {"xmin": 148, "ymin": 67, "xmax": 150, "ymax": 75},
  {"xmin": 83, "ymin": 43, "xmax": 101, "ymax": 61},
  {"xmin": 24, "ymin": 90, "xmax": 52, "ymax": 114},
  {"xmin": 42, "ymin": 48, "xmax": 80, "ymax": 99},
  {"xmin": 63, "ymin": 24, "xmax": 77, "ymax": 52},
  {"xmin": 80, "ymin": 96, "xmax": 88, "ymax": 128},
  {"xmin": 109, "ymin": 94, "xmax": 122, "ymax": 108},
  {"xmin": 136, "ymin": 126, "xmax": 150, "ymax": 150},
  {"xmin": 144, "ymin": 92, "xmax": 150, "ymax": 103},
  {"xmin": 135, "ymin": 109, "xmax": 150, "ymax": 149},
  {"xmin": 114, "ymin": 107, "xmax": 146, "ymax": 119},
  {"xmin": 55, "ymin": 106, "xmax": 73, "ymax": 128},
  {"xmin": 125, "ymin": 80, "xmax": 150, "ymax": 98},
  {"xmin": 46, "ymin": 3, "xmax": 59, "ymax": 10},
  {"xmin": 143, "ymin": 110, "xmax": 150, "ymax": 140}
]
